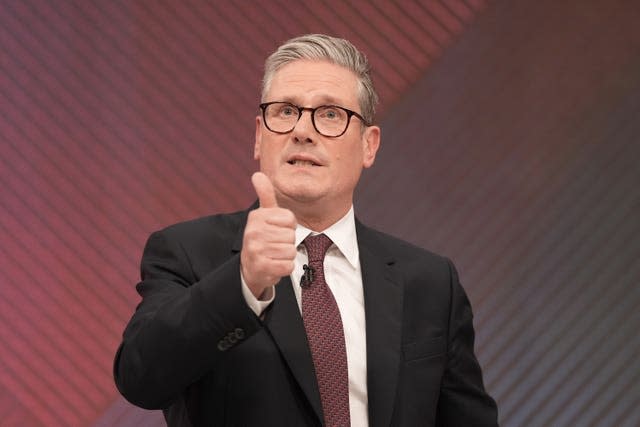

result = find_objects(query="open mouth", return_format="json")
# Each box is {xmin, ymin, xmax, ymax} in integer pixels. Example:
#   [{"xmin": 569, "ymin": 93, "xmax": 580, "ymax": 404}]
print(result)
[{"xmin": 287, "ymin": 159, "xmax": 320, "ymax": 166}]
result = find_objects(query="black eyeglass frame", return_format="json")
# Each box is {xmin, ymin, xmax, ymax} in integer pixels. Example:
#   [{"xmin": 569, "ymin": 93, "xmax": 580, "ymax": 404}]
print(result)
[{"xmin": 259, "ymin": 101, "xmax": 370, "ymax": 138}]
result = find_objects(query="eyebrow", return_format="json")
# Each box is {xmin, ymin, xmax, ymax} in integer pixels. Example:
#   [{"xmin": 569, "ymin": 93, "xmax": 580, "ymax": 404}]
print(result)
[{"xmin": 279, "ymin": 95, "xmax": 347, "ymax": 107}]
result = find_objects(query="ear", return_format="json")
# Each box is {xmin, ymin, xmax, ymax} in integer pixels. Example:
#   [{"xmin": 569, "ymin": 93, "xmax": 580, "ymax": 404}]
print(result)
[
  {"xmin": 254, "ymin": 116, "xmax": 262, "ymax": 161},
  {"xmin": 362, "ymin": 125, "xmax": 381, "ymax": 168}
]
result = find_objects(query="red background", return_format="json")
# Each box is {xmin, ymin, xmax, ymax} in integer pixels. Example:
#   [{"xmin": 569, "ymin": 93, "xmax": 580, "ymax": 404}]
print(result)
[{"xmin": 1, "ymin": 1, "xmax": 639, "ymax": 426}]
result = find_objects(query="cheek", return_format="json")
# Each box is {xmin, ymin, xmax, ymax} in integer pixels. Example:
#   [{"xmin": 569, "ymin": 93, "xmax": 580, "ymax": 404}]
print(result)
[
  {"xmin": 259, "ymin": 139, "xmax": 283, "ymax": 166},
  {"xmin": 333, "ymin": 147, "xmax": 364, "ymax": 180}
]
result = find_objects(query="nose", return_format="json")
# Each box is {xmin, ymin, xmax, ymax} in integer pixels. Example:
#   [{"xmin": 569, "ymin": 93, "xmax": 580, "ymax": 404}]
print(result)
[{"xmin": 291, "ymin": 109, "xmax": 315, "ymax": 143}]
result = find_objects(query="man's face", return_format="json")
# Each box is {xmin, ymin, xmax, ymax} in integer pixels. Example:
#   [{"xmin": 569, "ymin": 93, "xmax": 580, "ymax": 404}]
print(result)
[{"xmin": 255, "ymin": 60, "xmax": 380, "ymax": 215}]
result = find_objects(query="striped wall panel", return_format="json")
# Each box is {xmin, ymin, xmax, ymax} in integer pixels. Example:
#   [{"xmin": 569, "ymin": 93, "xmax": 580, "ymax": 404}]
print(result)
[{"xmin": 1, "ymin": 1, "xmax": 638, "ymax": 426}]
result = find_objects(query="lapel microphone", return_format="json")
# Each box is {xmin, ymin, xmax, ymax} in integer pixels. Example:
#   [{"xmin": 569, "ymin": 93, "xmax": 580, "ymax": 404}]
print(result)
[{"xmin": 300, "ymin": 264, "xmax": 315, "ymax": 288}]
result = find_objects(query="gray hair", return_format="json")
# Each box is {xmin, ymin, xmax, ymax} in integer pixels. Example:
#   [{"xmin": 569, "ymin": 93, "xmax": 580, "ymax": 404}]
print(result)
[{"xmin": 262, "ymin": 34, "xmax": 378, "ymax": 125}]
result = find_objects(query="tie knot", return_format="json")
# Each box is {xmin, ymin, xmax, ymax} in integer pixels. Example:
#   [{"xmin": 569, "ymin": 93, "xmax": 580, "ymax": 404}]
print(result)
[{"xmin": 302, "ymin": 233, "xmax": 333, "ymax": 263}]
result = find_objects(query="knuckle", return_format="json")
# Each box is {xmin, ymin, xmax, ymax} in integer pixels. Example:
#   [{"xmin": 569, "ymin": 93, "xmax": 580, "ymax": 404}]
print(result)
[
  {"xmin": 284, "ymin": 210, "xmax": 296, "ymax": 225},
  {"xmin": 287, "ymin": 246, "xmax": 297, "ymax": 259},
  {"xmin": 278, "ymin": 261, "xmax": 294, "ymax": 275}
]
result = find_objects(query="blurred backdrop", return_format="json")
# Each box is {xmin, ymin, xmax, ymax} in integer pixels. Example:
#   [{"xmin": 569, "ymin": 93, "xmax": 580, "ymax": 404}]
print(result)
[{"xmin": 1, "ymin": 1, "xmax": 638, "ymax": 426}]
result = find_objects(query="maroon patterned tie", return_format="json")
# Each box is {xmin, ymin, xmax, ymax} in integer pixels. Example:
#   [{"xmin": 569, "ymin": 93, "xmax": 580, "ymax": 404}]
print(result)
[{"xmin": 302, "ymin": 234, "xmax": 351, "ymax": 427}]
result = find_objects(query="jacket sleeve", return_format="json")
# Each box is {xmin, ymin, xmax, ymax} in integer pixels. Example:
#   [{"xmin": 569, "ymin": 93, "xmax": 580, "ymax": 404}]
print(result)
[
  {"xmin": 436, "ymin": 259, "xmax": 499, "ymax": 426},
  {"xmin": 113, "ymin": 229, "xmax": 262, "ymax": 409}
]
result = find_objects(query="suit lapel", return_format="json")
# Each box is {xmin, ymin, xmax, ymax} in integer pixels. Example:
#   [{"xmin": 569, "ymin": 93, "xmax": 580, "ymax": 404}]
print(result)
[
  {"xmin": 357, "ymin": 221, "xmax": 404, "ymax": 427},
  {"xmin": 263, "ymin": 277, "xmax": 324, "ymax": 423},
  {"xmin": 232, "ymin": 207, "xmax": 323, "ymax": 424}
]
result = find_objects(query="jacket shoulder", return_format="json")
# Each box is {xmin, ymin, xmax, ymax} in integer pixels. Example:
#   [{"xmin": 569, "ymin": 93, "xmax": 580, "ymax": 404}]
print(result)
[
  {"xmin": 357, "ymin": 221, "xmax": 449, "ymax": 266},
  {"xmin": 144, "ymin": 209, "xmax": 250, "ymax": 277}
]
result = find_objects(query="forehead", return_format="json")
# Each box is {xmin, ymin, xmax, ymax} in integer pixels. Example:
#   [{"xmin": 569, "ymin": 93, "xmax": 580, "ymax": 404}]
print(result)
[{"xmin": 266, "ymin": 60, "xmax": 359, "ymax": 107}]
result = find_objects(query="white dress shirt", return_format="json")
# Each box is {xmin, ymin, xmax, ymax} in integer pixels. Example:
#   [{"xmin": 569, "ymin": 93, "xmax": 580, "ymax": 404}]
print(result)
[{"xmin": 241, "ymin": 206, "xmax": 368, "ymax": 427}]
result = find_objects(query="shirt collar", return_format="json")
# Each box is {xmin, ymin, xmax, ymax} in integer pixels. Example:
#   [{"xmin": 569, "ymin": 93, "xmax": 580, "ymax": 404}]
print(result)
[{"xmin": 295, "ymin": 206, "xmax": 359, "ymax": 269}]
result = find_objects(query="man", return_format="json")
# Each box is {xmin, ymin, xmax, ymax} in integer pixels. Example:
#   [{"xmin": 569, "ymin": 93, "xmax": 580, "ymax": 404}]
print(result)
[{"xmin": 114, "ymin": 34, "xmax": 498, "ymax": 426}]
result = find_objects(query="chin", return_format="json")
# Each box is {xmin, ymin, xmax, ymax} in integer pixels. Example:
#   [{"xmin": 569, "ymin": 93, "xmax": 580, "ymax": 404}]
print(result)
[
  {"xmin": 284, "ymin": 188, "xmax": 325, "ymax": 203},
  {"xmin": 277, "ymin": 181, "xmax": 326, "ymax": 203}
]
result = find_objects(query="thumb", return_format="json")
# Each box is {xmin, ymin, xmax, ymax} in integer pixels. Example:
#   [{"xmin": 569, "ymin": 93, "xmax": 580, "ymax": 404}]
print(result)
[{"xmin": 251, "ymin": 172, "xmax": 278, "ymax": 208}]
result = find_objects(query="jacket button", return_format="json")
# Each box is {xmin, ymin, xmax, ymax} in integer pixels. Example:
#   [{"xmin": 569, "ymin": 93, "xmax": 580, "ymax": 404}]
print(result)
[
  {"xmin": 235, "ymin": 328, "xmax": 245, "ymax": 339},
  {"xmin": 217, "ymin": 341, "xmax": 229, "ymax": 351},
  {"xmin": 227, "ymin": 333, "xmax": 238, "ymax": 344}
]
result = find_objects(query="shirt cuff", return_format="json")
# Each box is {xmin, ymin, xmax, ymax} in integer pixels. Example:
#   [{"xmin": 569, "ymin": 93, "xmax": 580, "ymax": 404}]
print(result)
[{"xmin": 240, "ymin": 269, "xmax": 275, "ymax": 317}]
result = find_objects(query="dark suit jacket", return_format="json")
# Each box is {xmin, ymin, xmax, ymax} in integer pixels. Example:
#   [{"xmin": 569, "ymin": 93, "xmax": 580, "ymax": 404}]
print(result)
[{"xmin": 114, "ymin": 207, "xmax": 498, "ymax": 426}]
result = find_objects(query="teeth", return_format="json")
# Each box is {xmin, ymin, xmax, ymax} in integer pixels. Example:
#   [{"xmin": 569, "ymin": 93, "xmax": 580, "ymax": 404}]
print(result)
[{"xmin": 290, "ymin": 160, "xmax": 316, "ymax": 166}]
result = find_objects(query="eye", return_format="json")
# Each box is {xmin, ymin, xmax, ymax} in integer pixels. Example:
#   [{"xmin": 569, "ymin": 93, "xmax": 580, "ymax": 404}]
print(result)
[
  {"xmin": 279, "ymin": 104, "xmax": 297, "ymax": 117},
  {"xmin": 317, "ymin": 106, "xmax": 344, "ymax": 121}
]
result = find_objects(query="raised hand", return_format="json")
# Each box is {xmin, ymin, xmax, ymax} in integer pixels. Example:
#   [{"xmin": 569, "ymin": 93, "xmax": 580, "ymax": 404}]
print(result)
[{"xmin": 240, "ymin": 172, "xmax": 297, "ymax": 298}]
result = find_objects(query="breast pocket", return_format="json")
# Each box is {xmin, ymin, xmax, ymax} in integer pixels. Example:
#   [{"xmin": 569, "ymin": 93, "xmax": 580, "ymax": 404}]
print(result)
[{"xmin": 402, "ymin": 336, "xmax": 446, "ymax": 362}]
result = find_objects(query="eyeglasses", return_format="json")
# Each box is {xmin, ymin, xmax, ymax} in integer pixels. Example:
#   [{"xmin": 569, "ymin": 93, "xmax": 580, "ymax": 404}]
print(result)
[{"xmin": 259, "ymin": 102, "xmax": 370, "ymax": 138}]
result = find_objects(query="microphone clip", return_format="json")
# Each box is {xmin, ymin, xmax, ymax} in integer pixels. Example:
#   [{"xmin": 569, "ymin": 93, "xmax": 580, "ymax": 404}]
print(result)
[{"xmin": 300, "ymin": 264, "xmax": 315, "ymax": 288}]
